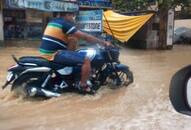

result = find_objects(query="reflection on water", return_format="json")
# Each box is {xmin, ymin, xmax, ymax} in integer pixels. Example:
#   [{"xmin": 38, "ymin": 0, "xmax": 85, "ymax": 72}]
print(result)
[{"xmin": 0, "ymin": 45, "xmax": 191, "ymax": 130}]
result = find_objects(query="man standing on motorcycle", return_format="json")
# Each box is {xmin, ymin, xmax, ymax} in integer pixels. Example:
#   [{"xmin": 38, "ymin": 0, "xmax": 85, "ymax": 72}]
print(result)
[{"xmin": 39, "ymin": 12, "xmax": 111, "ymax": 94}]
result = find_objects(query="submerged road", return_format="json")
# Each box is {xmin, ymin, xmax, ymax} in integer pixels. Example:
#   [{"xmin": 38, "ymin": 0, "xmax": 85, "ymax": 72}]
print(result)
[{"xmin": 0, "ymin": 45, "xmax": 191, "ymax": 130}]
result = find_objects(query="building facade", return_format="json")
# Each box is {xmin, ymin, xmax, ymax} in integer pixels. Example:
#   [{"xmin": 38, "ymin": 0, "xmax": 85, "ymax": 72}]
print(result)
[{"xmin": 0, "ymin": 0, "xmax": 112, "ymax": 46}]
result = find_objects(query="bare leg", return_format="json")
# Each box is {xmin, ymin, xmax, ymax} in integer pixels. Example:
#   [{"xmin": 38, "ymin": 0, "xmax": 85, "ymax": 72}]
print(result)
[{"xmin": 80, "ymin": 58, "xmax": 91, "ymax": 87}]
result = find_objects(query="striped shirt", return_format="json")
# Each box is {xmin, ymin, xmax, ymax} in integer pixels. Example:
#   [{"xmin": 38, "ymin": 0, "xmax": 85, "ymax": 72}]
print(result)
[{"xmin": 39, "ymin": 18, "xmax": 77, "ymax": 56}]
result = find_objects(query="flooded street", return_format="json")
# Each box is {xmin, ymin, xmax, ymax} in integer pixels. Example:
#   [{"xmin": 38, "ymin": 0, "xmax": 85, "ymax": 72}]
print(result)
[{"xmin": 0, "ymin": 45, "xmax": 191, "ymax": 130}]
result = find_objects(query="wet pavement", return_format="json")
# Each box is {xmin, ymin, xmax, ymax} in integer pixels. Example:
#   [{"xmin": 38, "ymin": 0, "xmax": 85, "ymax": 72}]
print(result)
[{"xmin": 0, "ymin": 45, "xmax": 191, "ymax": 130}]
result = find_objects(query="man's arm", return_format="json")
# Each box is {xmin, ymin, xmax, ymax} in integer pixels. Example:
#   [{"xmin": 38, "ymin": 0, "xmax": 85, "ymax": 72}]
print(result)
[
  {"xmin": 71, "ymin": 30, "xmax": 111, "ymax": 46},
  {"xmin": 67, "ymin": 36, "xmax": 78, "ymax": 51}
]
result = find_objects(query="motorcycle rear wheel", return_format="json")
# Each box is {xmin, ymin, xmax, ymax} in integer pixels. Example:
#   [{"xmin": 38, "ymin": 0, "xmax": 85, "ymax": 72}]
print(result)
[{"xmin": 12, "ymin": 73, "xmax": 44, "ymax": 98}]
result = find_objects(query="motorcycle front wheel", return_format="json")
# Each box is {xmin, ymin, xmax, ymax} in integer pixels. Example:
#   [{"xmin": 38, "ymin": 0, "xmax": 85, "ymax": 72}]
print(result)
[{"xmin": 108, "ymin": 69, "xmax": 133, "ymax": 89}]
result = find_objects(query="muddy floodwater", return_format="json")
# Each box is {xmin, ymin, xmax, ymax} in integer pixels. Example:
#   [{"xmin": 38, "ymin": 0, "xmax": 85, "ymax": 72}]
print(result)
[{"xmin": 0, "ymin": 45, "xmax": 191, "ymax": 130}]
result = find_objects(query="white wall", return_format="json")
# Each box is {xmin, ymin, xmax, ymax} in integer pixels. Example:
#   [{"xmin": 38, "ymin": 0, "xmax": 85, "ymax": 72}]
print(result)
[
  {"xmin": 175, "ymin": 19, "xmax": 191, "ymax": 29},
  {"xmin": 0, "ymin": 11, "xmax": 4, "ymax": 41}
]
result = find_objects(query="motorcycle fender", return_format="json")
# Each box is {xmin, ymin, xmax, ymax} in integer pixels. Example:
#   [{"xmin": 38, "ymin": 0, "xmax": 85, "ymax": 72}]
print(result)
[
  {"xmin": 115, "ymin": 64, "xmax": 129, "ymax": 72},
  {"xmin": 11, "ymin": 68, "xmax": 51, "ymax": 91}
]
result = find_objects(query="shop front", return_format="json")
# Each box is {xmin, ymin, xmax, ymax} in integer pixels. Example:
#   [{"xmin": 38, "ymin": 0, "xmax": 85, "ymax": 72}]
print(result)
[
  {"xmin": 1, "ymin": 0, "xmax": 112, "ymax": 46},
  {"xmin": 2, "ymin": 8, "xmax": 51, "ymax": 47},
  {"xmin": 2, "ymin": 0, "xmax": 79, "ymax": 46}
]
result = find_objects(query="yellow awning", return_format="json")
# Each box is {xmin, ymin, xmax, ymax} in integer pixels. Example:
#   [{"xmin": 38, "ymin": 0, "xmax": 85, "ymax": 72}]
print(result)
[{"xmin": 103, "ymin": 10, "xmax": 153, "ymax": 42}]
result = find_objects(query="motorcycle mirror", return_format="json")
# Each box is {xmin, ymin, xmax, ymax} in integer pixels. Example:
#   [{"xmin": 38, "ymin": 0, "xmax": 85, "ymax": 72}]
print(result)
[{"xmin": 169, "ymin": 65, "xmax": 191, "ymax": 116}]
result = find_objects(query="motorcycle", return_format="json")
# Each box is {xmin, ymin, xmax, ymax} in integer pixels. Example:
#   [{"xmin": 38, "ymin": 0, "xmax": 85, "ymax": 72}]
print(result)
[
  {"xmin": 2, "ymin": 45, "xmax": 133, "ymax": 98},
  {"xmin": 169, "ymin": 65, "xmax": 191, "ymax": 116}
]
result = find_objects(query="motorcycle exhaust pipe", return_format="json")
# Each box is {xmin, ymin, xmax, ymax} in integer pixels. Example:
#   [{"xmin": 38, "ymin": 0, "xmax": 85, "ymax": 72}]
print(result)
[{"xmin": 29, "ymin": 87, "xmax": 61, "ymax": 98}]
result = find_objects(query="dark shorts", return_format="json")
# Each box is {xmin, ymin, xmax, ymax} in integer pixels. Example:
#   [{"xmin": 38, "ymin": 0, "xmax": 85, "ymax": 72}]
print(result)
[{"xmin": 53, "ymin": 50, "xmax": 86, "ymax": 66}]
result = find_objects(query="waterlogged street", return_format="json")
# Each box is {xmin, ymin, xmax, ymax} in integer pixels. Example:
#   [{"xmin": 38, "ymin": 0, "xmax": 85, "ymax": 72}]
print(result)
[{"xmin": 0, "ymin": 45, "xmax": 191, "ymax": 130}]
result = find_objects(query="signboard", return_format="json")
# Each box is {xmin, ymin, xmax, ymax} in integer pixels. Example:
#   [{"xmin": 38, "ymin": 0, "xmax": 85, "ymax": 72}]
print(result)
[
  {"xmin": 79, "ymin": 0, "xmax": 112, "ymax": 8},
  {"xmin": 166, "ymin": 9, "xmax": 174, "ymax": 46},
  {"xmin": 6, "ymin": 0, "xmax": 79, "ymax": 12},
  {"xmin": 77, "ymin": 10, "xmax": 103, "ymax": 32}
]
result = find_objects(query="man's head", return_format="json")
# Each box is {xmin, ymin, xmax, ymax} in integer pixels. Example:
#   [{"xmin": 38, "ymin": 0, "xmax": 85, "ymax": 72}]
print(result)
[{"xmin": 53, "ymin": 12, "xmax": 76, "ymax": 23}]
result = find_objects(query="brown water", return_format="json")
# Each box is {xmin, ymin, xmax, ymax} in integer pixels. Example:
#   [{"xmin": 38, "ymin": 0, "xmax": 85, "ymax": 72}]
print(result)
[{"xmin": 0, "ymin": 45, "xmax": 191, "ymax": 130}]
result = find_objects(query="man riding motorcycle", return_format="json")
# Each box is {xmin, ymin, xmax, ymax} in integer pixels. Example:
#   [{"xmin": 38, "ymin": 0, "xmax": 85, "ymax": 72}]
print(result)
[{"xmin": 39, "ymin": 12, "xmax": 111, "ymax": 94}]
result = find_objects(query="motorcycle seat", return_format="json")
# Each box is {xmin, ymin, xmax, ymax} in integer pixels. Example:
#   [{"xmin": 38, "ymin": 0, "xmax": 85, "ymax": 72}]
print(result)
[{"xmin": 19, "ymin": 56, "xmax": 51, "ymax": 67}]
